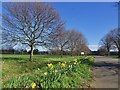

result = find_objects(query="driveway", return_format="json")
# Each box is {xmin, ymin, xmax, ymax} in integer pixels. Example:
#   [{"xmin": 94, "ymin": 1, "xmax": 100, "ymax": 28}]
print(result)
[{"xmin": 91, "ymin": 56, "xmax": 119, "ymax": 88}]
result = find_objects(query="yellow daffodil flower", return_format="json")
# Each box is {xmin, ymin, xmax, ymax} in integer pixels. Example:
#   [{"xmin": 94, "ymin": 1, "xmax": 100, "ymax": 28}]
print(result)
[
  {"xmin": 47, "ymin": 63, "xmax": 53, "ymax": 68},
  {"xmin": 38, "ymin": 68, "xmax": 40, "ymax": 70},
  {"xmin": 61, "ymin": 63, "xmax": 65, "ymax": 68},
  {"xmin": 44, "ymin": 72, "xmax": 48, "ymax": 75},
  {"xmin": 31, "ymin": 82, "xmax": 36, "ymax": 88}
]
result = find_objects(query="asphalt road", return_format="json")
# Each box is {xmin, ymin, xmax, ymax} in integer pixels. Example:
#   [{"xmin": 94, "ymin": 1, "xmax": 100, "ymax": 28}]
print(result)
[{"xmin": 91, "ymin": 56, "xmax": 120, "ymax": 88}]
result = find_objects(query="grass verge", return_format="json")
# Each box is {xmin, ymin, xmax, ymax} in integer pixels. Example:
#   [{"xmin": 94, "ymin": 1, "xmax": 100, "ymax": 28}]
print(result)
[{"xmin": 2, "ymin": 55, "xmax": 95, "ymax": 88}]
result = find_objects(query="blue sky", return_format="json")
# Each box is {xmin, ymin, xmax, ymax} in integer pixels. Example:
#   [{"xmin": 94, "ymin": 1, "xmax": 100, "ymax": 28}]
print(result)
[
  {"xmin": 50, "ymin": 2, "xmax": 118, "ymax": 51},
  {"xmin": 0, "ymin": 2, "xmax": 118, "ymax": 51}
]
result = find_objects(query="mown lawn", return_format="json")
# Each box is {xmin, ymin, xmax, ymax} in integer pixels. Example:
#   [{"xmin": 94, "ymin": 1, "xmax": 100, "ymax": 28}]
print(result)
[{"xmin": 1, "ymin": 54, "xmax": 95, "ymax": 88}]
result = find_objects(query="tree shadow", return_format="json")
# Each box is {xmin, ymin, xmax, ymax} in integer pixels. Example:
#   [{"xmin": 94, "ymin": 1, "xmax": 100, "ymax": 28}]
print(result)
[
  {"xmin": 93, "ymin": 61, "xmax": 120, "ymax": 68},
  {"xmin": 93, "ymin": 61, "xmax": 120, "ymax": 77},
  {"xmin": 16, "ymin": 60, "xmax": 62, "ymax": 71},
  {"xmin": 2, "ymin": 57, "xmax": 26, "ymax": 60}
]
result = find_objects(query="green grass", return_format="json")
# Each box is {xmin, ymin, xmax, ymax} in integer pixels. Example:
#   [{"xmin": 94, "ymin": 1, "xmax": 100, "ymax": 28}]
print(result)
[
  {"xmin": 1, "ymin": 54, "xmax": 79, "ymax": 82},
  {"xmin": 107, "ymin": 55, "xmax": 119, "ymax": 59},
  {"xmin": 1, "ymin": 54, "xmax": 95, "ymax": 88}
]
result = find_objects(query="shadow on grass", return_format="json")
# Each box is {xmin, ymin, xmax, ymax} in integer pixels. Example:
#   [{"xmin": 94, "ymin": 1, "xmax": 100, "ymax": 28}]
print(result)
[
  {"xmin": 2, "ymin": 55, "xmax": 60, "ymax": 61},
  {"xmin": 2, "ymin": 57, "xmax": 27, "ymax": 60},
  {"xmin": 16, "ymin": 60, "xmax": 62, "ymax": 72},
  {"xmin": 2, "ymin": 55, "xmax": 62, "ymax": 68}
]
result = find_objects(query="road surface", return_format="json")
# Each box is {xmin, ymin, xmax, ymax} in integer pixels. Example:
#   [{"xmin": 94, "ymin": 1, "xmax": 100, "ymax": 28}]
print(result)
[{"xmin": 91, "ymin": 56, "xmax": 119, "ymax": 88}]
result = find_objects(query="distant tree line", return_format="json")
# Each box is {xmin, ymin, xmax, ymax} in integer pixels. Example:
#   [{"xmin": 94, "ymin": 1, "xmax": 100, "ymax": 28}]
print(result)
[
  {"xmin": 45, "ymin": 29, "xmax": 91, "ymax": 57},
  {"xmin": 1, "ymin": 47, "xmax": 91, "ymax": 56},
  {"xmin": 90, "ymin": 51, "xmax": 118, "ymax": 56},
  {"xmin": 1, "ymin": 49, "xmax": 27, "ymax": 54},
  {"xmin": 0, "ymin": 48, "xmax": 48, "ymax": 55}
]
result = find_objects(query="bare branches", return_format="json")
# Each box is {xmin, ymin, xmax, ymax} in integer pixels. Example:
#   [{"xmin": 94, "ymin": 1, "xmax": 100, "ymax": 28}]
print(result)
[
  {"xmin": 99, "ymin": 28, "xmax": 120, "ymax": 57},
  {"xmin": 46, "ymin": 29, "xmax": 89, "ymax": 56},
  {"xmin": 100, "ymin": 33, "xmax": 113, "ymax": 55},
  {"xmin": 2, "ymin": 2, "xmax": 64, "ymax": 61}
]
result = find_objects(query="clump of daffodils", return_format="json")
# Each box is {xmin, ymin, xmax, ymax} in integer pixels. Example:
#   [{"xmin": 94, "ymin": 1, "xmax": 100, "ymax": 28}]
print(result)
[
  {"xmin": 47, "ymin": 63, "xmax": 53, "ymax": 68},
  {"xmin": 31, "ymin": 82, "xmax": 36, "ymax": 88}
]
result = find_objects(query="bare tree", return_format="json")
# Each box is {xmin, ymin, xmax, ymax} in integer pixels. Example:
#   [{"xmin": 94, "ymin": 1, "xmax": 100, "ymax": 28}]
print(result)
[
  {"xmin": 46, "ymin": 28, "xmax": 69, "ymax": 57},
  {"xmin": 68, "ymin": 30, "xmax": 88, "ymax": 56},
  {"xmin": 47, "ymin": 29, "xmax": 89, "ymax": 56},
  {"xmin": 68, "ymin": 30, "xmax": 79, "ymax": 56},
  {"xmin": 1, "ymin": 2, "xmax": 63, "ymax": 61},
  {"xmin": 99, "ymin": 28, "xmax": 120, "ymax": 57},
  {"xmin": 100, "ymin": 33, "xmax": 113, "ymax": 56},
  {"xmin": 109, "ymin": 28, "xmax": 120, "ymax": 58},
  {"xmin": 74, "ymin": 35, "xmax": 88, "ymax": 55}
]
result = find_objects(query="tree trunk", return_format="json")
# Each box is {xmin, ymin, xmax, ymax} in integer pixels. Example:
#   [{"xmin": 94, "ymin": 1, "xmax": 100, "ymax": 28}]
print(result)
[
  {"xmin": 29, "ymin": 45, "xmax": 33, "ymax": 61},
  {"xmin": 118, "ymin": 49, "xmax": 120, "ymax": 58},
  {"xmin": 60, "ymin": 49, "xmax": 63, "ymax": 58},
  {"xmin": 107, "ymin": 47, "xmax": 110, "ymax": 56},
  {"xmin": 108, "ymin": 51, "xmax": 110, "ymax": 56},
  {"xmin": 71, "ymin": 50, "xmax": 73, "ymax": 56}
]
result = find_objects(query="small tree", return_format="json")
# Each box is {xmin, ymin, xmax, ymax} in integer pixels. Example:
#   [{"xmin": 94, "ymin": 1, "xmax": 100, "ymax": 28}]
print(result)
[
  {"xmin": 1, "ymin": 2, "xmax": 63, "ymax": 61},
  {"xmin": 68, "ymin": 30, "xmax": 79, "ymax": 56}
]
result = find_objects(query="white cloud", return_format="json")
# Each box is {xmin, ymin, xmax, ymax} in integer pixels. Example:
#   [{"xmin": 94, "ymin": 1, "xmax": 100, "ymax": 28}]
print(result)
[{"xmin": 88, "ymin": 45, "xmax": 99, "ymax": 51}]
